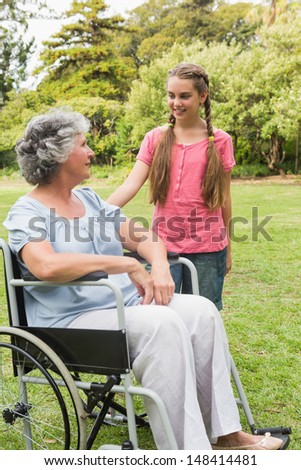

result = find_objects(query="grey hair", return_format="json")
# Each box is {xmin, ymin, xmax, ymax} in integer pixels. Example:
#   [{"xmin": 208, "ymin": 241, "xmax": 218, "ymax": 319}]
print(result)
[{"xmin": 16, "ymin": 108, "xmax": 91, "ymax": 185}]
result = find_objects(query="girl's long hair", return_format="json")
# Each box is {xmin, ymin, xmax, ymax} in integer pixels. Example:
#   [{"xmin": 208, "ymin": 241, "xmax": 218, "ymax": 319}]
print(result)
[{"xmin": 149, "ymin": 63, "xmax": 225, "ymax": 210}]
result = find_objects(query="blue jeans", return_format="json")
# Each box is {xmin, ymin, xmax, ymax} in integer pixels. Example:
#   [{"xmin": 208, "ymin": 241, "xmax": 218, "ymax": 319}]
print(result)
[{"xmin": 170, "ymin": 248, "xmax": 227, "ymax": 311}]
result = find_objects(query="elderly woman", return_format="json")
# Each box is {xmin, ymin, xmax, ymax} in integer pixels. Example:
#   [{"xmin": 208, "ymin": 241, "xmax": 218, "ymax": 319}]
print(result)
[{"xmin": 3, "ymin": 108, "xmax": 284, "ymax": 451}]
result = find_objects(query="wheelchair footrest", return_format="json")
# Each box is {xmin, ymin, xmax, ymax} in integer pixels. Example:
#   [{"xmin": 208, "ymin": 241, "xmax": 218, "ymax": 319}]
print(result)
[
  {"xmin": 99, "ymin": 440, "xmax": 134, "ymax": 450},
  {"xmin": 251, "ymin": 427, "xmax": 291, "ymax": 450},
  {"xmin": 252, "ymin": 426, "xmax": 292, "ymax": 435}
]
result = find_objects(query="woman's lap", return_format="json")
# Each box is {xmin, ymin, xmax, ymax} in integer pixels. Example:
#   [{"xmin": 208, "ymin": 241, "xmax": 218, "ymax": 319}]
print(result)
[{"xmin": 67, "ymin": 293, "xmax": 240, "ymax": 448}]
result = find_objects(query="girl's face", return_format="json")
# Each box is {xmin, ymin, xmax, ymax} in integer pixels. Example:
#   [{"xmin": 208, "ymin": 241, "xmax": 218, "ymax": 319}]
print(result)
[{"xmin": 167, "ymin": 76, "xmax": 206, "ymax": 123}]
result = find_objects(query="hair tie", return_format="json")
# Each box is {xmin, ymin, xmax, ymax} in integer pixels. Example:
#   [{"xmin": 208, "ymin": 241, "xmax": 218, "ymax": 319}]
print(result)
[
  {"xmin": 167, "ymin": 122, "xmax": 174, "ymax": 128},
  {"xmin": 208, "ymin": 136, "xmax": 214, "ymax": 142}
]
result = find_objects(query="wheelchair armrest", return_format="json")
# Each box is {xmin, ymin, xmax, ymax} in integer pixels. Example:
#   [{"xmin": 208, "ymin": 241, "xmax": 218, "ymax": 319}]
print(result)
[
  {"xmin": 74, "ymin": 272, "xmax": 108, "ymax": 281},
  {"xmin": 124, "ymin": 251, "xmax": 179, "ymax": 264},
  {"xmin": 21, "ymin": 251, "xmax": 179, "ymax": 280},
  {"xmin": 22, "ymin": 270, "xmax": 108, "ymax": 282}
]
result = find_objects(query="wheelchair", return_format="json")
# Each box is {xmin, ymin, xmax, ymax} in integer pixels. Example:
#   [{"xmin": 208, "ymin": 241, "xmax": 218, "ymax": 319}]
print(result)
[{"xmin": 0, "ymin": 238, "xmax": 291, "ymax": 450}]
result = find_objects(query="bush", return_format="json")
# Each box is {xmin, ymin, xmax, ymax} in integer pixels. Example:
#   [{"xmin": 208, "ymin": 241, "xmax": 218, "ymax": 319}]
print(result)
[
  {"xmin": 232, "ymin": 164, "xmax": 271, "ymax": 178},
  {"xmin": 0, "ymin": 150, "xmax": 18, "ymax": 170}
]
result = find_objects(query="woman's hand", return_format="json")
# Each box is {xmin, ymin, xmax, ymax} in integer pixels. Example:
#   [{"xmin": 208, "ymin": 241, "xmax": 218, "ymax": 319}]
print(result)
[
  {"xmin": 150, "ymin": 261, "xmax": 175, "ymax": 305},
  {"xmin": 119, "ymin": 217, "xmax": 175, "ymax": 304},
  {"xmin": 127, "ymin": 261, "xmax": 154, "ymax": 305}
]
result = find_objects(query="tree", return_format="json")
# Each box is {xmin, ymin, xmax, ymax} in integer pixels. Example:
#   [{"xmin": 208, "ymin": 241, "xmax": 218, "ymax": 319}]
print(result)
[
  {"xmin": 179, "ymin": 0, "xmax": 258, "ymax": 45},
  {"xmin": 119, "ymin": 0, "xmax": 258, "ymax": 66},
  {"xmin": 35, "ymin": 0, "xmax": 136, "ymax": 101},
  {"xmin": 213, "ymin": 2, "xmax": 259, "ymax": 46},
  {"xmin": 118, "ymin": 0, "xmax": 181, "ymax": 66},
  {"xmin": 248, "ymin": 14, "xmax": 301, "ymax": 170},
  {"xmin": 0, "ymin": 0, "xmax": 46, "ymax": 104},
  {"xmin": 0, "ymin": 89, "xmax": 122, "ymax": 168},
  {"xmin": 0, "ymin": 88, "xmax": 55, "ymax": 168}
]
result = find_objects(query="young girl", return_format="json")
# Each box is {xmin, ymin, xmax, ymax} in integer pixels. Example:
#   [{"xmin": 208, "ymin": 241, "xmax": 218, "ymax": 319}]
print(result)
[{"xmin": 108, "ymin": 63, "xmax": 235, "ymax": 310}]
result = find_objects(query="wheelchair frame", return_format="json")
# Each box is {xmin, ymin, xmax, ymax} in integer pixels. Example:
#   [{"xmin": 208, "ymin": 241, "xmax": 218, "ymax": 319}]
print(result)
[
  {"xmin": 0, "ymin": 238, "xmax": 291, "ymax": 450},
  {"xmin": 0, "ymin": 238, "xmax": 177, "ymax": 450}
]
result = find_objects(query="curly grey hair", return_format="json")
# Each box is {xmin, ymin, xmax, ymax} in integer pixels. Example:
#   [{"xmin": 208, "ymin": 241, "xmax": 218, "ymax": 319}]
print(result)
[{"xmin": 16, "ymin": 108, "xmax": 91, "ymax": 185}]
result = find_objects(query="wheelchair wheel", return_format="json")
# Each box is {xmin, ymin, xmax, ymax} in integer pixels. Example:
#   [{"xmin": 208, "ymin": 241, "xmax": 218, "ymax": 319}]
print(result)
[{"xmin": 0, "ymin": 327, "xmax": 86, "ymax": 450}]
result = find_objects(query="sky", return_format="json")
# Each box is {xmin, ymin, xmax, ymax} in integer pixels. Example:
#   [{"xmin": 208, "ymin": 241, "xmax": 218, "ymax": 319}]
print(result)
[{"xmin": 26, "ymin": 0, "xmax": 145, "ymax": 45}]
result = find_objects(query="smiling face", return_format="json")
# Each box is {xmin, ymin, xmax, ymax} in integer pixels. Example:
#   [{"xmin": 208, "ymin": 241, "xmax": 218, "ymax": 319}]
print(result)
[
  {"xmin": 167, "ymin": 76, "xmax": 207, "ymax": 124},
  {"xmin": 60, "ymin": 133, "xmax": 95, "ymax": 184}
]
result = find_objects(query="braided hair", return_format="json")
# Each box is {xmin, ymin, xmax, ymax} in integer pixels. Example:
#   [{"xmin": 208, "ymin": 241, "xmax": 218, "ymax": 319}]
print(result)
[{"xmin": 149, "ymin": 63, "xmax": 225, "ymax": 210}]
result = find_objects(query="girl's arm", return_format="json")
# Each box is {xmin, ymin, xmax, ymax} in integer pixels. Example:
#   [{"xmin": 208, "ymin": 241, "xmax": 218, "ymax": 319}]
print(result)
[
  {"xmin": 221, "ymin": 171, "xmax": 233, "ymax": 274},
  {"xmin": 107, "ymin": 160, "xmax": 150, "ymax": 207}
]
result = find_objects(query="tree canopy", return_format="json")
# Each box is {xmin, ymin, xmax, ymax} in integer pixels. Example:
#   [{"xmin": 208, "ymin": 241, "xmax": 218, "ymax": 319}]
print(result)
[
  {"xmin": 1, "ymin": 0, "xmax": 300, "ymax": 173},
  {"xmin": 35, "ymin": 0, "xmax": 137, "ymax": 100}
]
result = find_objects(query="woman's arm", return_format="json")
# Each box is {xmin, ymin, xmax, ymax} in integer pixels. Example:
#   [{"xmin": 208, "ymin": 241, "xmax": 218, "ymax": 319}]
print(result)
[
  {"xmin": 107, "ymin": 160, "xmax": 150, "ymax": 207},
  {"xmin": 20, "ymin": 239, "xmax": 155, "ymax": 305},
  {"xmin": 20, "ymin": 214, "xmax": 175, "ymax": 306},
  {"xmin": 221, "ymin": 171, "xmax": 233, "ymax": 274},
  {"xmin": 120, "ymin": 218, "xmax": 175, "ymax": 305}
]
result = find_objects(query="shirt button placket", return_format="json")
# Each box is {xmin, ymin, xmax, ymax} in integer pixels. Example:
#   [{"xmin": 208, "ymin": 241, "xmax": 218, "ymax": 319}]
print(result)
[{"xmin": 175, "ymin": 145, "xmax": 185, "ymax": 200}]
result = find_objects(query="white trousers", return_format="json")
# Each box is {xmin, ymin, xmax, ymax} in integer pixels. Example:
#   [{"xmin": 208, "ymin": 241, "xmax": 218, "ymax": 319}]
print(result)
[{"xmin": 69, "ymin": 294, "xmax": 241, "ymax": 449}]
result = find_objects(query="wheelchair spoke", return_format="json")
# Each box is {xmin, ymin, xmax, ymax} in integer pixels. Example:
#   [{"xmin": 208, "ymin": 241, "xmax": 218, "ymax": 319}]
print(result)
[{"xmin": 0, "ymin": 331, "xmax": 85, "ymax": 450}]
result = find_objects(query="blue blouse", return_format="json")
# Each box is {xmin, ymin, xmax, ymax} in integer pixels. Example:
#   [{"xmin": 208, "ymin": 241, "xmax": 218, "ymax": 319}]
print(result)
[{"xmin": 4, "ymin": 187, "xmax": 141, "ymax": 327}]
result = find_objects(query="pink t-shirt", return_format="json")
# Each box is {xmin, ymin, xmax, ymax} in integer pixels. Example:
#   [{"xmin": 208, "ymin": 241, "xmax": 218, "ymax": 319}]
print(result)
[{"xmin": 137, "ymin": 127, "xmax": 236, "ymax": 253}]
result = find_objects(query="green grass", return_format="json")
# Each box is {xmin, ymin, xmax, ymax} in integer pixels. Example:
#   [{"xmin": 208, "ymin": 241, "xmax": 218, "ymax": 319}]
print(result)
[
  {"xmin": 222, "ymin": 181, "xmax": 301, "ymax": 449},
  {"xmin": 0, "ymin": 176, "xmax": 301, "ymax": 449}
]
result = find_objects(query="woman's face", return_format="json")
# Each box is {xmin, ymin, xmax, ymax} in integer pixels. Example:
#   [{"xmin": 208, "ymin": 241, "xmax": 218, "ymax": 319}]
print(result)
[
  {"xmin": 60, "ymin": 133, "xmax": 94, "ymax": 184},
  {"xmin": 167, "ymin": 76, "xmax": 206, "ymax": 123}
]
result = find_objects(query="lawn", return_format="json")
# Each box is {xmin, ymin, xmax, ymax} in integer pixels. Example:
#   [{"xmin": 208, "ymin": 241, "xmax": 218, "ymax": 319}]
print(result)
[{"xmin": 0, "ymin": 175, "xmax": 301, "ymax": 449}]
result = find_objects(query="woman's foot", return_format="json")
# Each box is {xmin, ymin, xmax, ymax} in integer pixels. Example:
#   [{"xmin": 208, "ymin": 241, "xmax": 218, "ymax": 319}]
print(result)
[{"xmin": 212, "ymin": 431, "xmax": 284, "ymax": 450}]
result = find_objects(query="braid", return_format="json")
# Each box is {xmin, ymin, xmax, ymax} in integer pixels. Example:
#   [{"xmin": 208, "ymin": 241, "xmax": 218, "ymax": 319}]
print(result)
[
  {"xmin": 149, "ymin": 113, "xmax": 175, "ymax": 205},
  {"xmin": 168, "ymin": 113, "xmax": 176, "ymax": 127},
  {"xmin": 204, "ymin": 96, "xmax": 213, "ymax": 137},
  {"xmin": 202, "ymin": 95, "xmax": 225, "ymax": 210}
]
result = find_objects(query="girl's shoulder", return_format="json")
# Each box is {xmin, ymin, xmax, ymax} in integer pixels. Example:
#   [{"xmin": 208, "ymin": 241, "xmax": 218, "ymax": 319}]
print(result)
[
  {"xmin": 213, "ymin": 128, "xmax": 232, "ymax": 143},
  {"xmin": 144, "ymin": 125, "xmax": 166, "ymax": 140},
  {"xmin": 139, "ymin": 126, "xmax": 166, "ymax": 153},
  {"xmin": 213, "ymin": 129, "xmax": 235, "ymax": 169}
]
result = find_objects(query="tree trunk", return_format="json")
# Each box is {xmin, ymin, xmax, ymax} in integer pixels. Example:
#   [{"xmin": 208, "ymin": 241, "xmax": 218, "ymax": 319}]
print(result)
[{"xmin": 267, "ymin": 133, "xmax": 286, "ymax": 175}]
